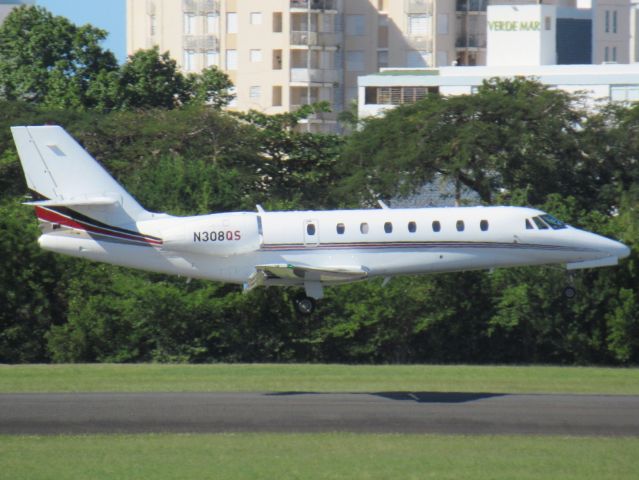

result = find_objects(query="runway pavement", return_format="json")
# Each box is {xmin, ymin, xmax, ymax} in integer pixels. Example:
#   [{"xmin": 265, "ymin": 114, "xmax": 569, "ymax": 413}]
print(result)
[{"xmin": 1, "ymin": 392, "xmax": 638, "ymax": 436}]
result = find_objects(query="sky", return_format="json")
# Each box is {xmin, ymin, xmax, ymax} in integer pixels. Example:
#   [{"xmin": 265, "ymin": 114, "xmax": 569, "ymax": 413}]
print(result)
[{"xmin": 37, "ymin": 0, "xmax": 127, "ymax": 63}]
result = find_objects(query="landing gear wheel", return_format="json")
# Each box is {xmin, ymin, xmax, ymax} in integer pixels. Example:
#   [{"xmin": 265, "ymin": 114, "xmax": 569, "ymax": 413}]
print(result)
[
  {"xmin": 563, "ymin": 286, "xmax": 577, "ymax": 299},
  {"xmin": 294, "ymin": 295, "xmax": 315, "ymax": 315}
]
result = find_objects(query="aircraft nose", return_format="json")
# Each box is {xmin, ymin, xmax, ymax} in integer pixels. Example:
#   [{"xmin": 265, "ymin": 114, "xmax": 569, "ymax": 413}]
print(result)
[
  {"xmin": 615, "ymin": 241, "xmax": 631, "ymax": 259},
  {"xmin": 602, "ymin": 236, "xmax": 631, "ymax": 259}
]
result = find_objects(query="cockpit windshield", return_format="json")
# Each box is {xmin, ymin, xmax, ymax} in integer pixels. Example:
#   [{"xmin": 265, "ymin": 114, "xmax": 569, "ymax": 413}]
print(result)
[
  {"xmin": 539, "ymin": 214, "xmax": 567, "ymax": 230},
  {"xmin": 532, "ymin": 216, "xmax": 549, "ymax": 229}
]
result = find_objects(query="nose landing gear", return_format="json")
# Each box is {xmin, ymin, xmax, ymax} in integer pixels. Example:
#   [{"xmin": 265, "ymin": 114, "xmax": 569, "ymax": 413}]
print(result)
[{"xmin": 563, "ymin": 272, "xmax": 577, "ymax": 299}]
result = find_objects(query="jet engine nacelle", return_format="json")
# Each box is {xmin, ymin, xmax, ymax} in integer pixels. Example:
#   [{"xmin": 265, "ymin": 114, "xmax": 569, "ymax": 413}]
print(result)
[{"xmin": 161, "ymin": 213, "xmax": 260, "ymax": 256}]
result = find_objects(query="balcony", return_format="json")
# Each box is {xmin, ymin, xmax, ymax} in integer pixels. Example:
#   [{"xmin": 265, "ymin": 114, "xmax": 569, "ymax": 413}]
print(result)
[
  {"xmin": 183, "ymin": 0, "xmax": 219, "ymax": 14},
  {"xmin": 405, "ymin": 0, "xmax": 433, "ymax": 14},
  {"xmin": 407, "ymin": 36, "xmax": 433, "ymax": 51},
  {"xmin": 290, "ymin": 0, "xmax": 338, "ymax": 11},
  {"xmin": 183, "ymin": 35, "xmax": 219, "ymax": 51},
  {"xmin": 291, "ymin": 68, "xmax": 339, "ymax": 83},
  {"xmin": 290, "ymin": 31, "xmax": 341, "ymax": 47},
  {"xmin": 456, "ymin": 0, "xmax": 487, "ymax": 12},
  {"xmin": 455, "ymin": 34, "xmax": 486, "ymax": 48}
]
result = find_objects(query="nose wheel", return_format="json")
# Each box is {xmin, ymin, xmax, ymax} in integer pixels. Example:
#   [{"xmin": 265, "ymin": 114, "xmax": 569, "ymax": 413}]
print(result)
[
  {"xmin": 563, "ymin": 271, "xmax": 577, "ymax": 299},
  {"xmin": 293, "ymin": 294, "xmax": 316, "ymax": 315}
]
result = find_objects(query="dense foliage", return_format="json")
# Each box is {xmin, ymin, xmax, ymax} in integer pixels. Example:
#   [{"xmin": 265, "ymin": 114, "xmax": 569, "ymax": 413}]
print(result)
[{"xmin": 0, "ymin": 7, "xmax": 637, "ymax": 365}]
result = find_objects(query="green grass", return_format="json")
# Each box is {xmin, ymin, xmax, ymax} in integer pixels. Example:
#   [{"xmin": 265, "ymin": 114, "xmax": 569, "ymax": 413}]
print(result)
[
  {"xmin": 1, "ymin": 364, "xmax": 638, "ymax": 394},
  {"xmin": 1, "ymin": 433, "xmax": 637, "ymax": 480}
]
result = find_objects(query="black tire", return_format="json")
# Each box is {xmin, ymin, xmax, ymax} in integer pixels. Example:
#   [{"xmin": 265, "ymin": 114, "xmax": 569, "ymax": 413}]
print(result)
[
  {"xmin": 294, "ymin": 295, "xmax": 315, "ymax": 315},
  {"xmin": 563, "ymin": 286, "xmax": 577, "ymax": 299}
]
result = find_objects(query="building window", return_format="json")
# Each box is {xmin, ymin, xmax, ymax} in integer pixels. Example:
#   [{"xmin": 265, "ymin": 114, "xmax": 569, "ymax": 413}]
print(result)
[
  {"xmin": 273, "ymin": 12, "xmax": 283, "ymax": 32},
  {"xmin": 612, "ymin": 46, "xmax": 617, "ymax": 62},
  {"xmin": 206, "ymin": 50, "xmax": 219, "ymax": 67},
  {"xmin": 346, "ymin": 51, "xmax": 364, "ymax": 71},
  {"xmin": 377, "ymin": 50, "xmax": 388, "ymax": 69},
  {"xmin": 227, "ymin": 12, "xmax": 238, "ymax": 33},
  {"xmin": 613, "ymin": 11, "xmax": 617, "ymax": 33},
  {"xmin": 183, "ymin": 50, "xmax": 196, "ymax": 71},
  {"xmin": 250, "ymin": 49, "xmax": 262, "ymax": 62},
  {"xmin": 360, "ymin": 222, "xmax": 369, "ymax": 234},
  {"xmin": 184, "ymin": 13, "xmax": 196, "ymax": 34},
  {"xmin": 226, "ymin": 49, "xmax": 238, "ymax": 69},
  {"xmin": 480, "ymin": 220, "xmax": 489, "ymax": 231},
  {"xmin": 249, "ymin": 86, "xmax": 261, "ymax": 101},
  {"xmin": 408, "ymin": 14, "xmax": 431, "ymax": 35},
  {"xmin": 432, "ymin": 221, "xmax": 441, "ymax": 232},
  {"xmin": 456, "ymin": 220, "xmax": 465, "ymax": 232},
  {"xmin": 384, "ymin": 222, "xmax": 393, "ymax": 234},
  {"xmin": 408, "ymin": 221, "xmax": 416, "ymax": 233},
  {"xmin": 272, "ymin": 86, "xmax": 282, "ymax": 106},
  {"xmin": 605, "ymin": 46, "xmax": 609, "ymax": 62},
  {"xmin": 437, "ymin": 14, "xmax": 448, "ymax": 35},
  {"xmin": 346, "ymin": 15, "xmax": 365, "ymax": 35},
  {"xmin": 272, "ymin": 49, "xmax": 282, "ymax": 69},
  {"xmin": 250, "ymin": 12, "xmax": 262, "ymax": 25},
  {"xmin": 370, "ymin": 86, "xmax": 433, "ymax": 105},
  {"xmin": 150, "ymin": 14, "xmax": 157, "ymax": 36},
  {"xmin": 336, "ymin": 223, "xmax": 345, "ymax": 234},
  {"xmin": 544, "ymin": 16, "xmax": 551, "ymax": 31},
  {"xmin": 207, "ymin": 13, "xmax": 219, "ymax": 35},
  {"xmin": 610, "ymin": 85, "xmax": 639, "ymax": 103},
  {"xmin": 605, "ymin": 10, "xmax": 610, "ymax": 33}
]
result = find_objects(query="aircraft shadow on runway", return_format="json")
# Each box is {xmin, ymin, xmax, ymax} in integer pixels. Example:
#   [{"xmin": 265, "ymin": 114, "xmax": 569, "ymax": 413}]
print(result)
[{"xmin": 266, "ymin": 392, "xmax": 506, "ymax": 403}]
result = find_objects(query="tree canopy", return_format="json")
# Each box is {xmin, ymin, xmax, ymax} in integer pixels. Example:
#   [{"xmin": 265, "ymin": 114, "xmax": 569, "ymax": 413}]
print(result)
[
  {"xmin": 0, "ymin": 6, "xmax": 234, "ymax": 111},
  {"xmin": 0, "ymin": 6, "xmax": 636, "ymax": 365}
]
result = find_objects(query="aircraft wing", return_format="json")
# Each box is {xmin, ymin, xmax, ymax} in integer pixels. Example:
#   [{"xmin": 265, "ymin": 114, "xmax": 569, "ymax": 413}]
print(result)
[{"xmin": 247, "ymin": 263, "xmax": 369, "ymax": 290}]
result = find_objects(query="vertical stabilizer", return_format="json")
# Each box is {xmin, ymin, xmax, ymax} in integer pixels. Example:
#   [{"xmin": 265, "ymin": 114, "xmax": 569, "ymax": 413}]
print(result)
[{"xmin": 11, "ymin": 125, "xmax": 150, "ymax": 227}]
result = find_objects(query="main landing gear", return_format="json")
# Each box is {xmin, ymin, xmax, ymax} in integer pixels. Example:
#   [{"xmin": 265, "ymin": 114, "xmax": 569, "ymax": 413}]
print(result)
[
  {"xmin": 294, "ymin": 294, "xmax": 316, "ymax": 315},
  {"xmin": 293, "ymin": 281, "xmax": 323, "ymax": 315}
]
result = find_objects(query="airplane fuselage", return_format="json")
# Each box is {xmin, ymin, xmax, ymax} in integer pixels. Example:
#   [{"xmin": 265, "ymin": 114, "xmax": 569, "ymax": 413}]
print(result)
[{"xmin": 35, "ymin": 205, "xmax": 629, "ymax": 295}]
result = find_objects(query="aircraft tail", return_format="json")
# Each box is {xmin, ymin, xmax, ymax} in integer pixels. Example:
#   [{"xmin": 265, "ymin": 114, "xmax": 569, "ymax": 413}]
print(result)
[{"xmin": 11, "ymin": 125, "xmax": 151, "ymax": 228}]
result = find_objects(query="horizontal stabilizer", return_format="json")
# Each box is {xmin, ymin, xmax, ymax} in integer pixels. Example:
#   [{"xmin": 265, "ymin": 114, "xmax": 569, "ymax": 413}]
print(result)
[{"xmin": 24, "ymin": 196, "xmax": 120, "ymax": 207}]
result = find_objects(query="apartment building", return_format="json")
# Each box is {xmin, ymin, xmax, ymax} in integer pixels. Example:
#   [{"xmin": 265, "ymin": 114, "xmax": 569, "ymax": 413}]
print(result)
[
  {"xmin": 127, "ymin": 0, "xmax": 483, "ymax": 132},
  {"xmin": 0, "ymin": 0, "xmax": 34, "ymax": 24}
]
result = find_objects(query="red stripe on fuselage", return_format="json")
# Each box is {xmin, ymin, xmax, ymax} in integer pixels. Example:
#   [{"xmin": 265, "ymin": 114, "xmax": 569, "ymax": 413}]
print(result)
[{"xmin": 35, "ymin": 206, "xmax": 162, "ymax": 246}]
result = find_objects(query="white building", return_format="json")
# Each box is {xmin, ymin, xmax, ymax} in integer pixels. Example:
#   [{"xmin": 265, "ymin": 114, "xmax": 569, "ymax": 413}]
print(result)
[{"xmin": 358, "ymin": 64, "xmax": 639, "ymax": 118}]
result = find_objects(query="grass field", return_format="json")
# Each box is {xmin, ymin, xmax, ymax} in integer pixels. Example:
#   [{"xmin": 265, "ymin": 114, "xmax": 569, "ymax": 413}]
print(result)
[
  {"xmin": 1, "ymin": 363, "xmax": 639, "ymax": 394},
  {"xmin": 1, "ymin": 433, "xmax": 638, "ymax": 480}
]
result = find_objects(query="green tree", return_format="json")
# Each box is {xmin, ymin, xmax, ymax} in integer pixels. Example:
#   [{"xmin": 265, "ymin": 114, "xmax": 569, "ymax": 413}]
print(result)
[{"xmin": 0, "ymin": 6, "xmax": 117, "ymax": 109}]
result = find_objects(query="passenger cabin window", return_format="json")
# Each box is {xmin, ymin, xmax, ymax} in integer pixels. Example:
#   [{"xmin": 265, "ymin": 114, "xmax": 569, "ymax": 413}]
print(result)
[
  {"xmin": 360, "ymin": 222, "xmax": 369, "ymax": 234},
  {"xmin": 532, "ymin": 217, "xmax": 549, "ymax": 230},
  {"xmin": 456, "ymin": 220, "xmax": 465, "ymax": 232},
  {"xmin": 525, "ymin": 219, "xmax": 534, "ymax": 230},
  {"xmin": 432, "ymin": 221, "xmax": 441, "ymax": 232},
  {"xmin": 336, "ymin": 223, "xmax": 345, "ymax": 234},
  {"xmin": 408, "ymin": 221, "xmax": 416, "ymax": 233},
  {"xmin": 307, "ymin": 223, "xmax": 316, "ymax": 235},
  {"xmin": 384, "ymin": 222, "xmax": 393, "ymax": 234},
  {"xmin": 480, "ymin": 220, "xmax": 489, "ymax": 231}
]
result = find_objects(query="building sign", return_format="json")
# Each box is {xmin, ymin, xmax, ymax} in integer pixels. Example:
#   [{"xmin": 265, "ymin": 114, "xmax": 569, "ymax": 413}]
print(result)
[{"xmin": 488, "ymin": 20, "xmax": 541, "ymax": 32}]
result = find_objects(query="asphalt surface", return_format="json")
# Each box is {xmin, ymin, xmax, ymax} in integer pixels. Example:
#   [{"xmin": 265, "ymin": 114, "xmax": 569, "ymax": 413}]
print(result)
[{"xmin": 1, "ymin": 392, "xmax": 638, "ymax": 436}]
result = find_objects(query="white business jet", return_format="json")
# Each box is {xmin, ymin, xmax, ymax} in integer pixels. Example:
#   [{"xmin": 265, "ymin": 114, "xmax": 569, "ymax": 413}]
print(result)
[{"xmin": 12, "ymin": 126, "xmax": 630, "ymax": 314}]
